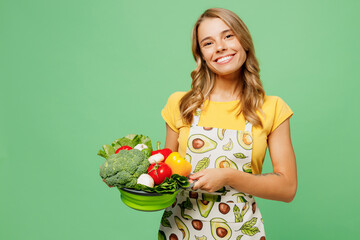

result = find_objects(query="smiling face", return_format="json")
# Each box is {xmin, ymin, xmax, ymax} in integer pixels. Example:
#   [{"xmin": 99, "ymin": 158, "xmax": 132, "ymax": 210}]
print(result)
[{"xmin": 197, "ymin": 17, "xmax": 247, "ymax": 78}]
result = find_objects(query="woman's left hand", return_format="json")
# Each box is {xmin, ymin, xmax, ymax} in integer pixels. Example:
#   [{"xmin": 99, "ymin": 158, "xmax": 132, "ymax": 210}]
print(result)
[{"xmin": 189, "ymin": 168, "xmax": 231, "ymax": 192}]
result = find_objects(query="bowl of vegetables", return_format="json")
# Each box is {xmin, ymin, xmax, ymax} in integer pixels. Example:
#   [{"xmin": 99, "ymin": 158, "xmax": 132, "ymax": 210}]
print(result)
[
  {"xmin": 118, "ymin": 188, "xmax": 180, "ymax": 211},
  {"xmin": 98, "ymin": 134, "xmax": 192, "ymax": 211}
]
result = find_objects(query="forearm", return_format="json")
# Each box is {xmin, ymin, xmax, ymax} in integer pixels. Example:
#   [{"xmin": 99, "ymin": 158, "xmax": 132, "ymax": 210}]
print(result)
[{"xmin": 225, "ymin": 168, "xmax": 297, "ymax": 203}]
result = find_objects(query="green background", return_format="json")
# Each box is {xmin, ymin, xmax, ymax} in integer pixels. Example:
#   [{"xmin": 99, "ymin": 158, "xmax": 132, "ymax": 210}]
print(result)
[{"xmin": 1, "ymin": 0, "xmax": 359, "ymax": 239}]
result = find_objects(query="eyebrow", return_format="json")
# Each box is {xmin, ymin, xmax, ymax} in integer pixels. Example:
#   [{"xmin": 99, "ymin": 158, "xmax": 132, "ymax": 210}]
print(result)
[{"xmin": 200, "ymin": 29, "xmax": 232, "ymax": 44}]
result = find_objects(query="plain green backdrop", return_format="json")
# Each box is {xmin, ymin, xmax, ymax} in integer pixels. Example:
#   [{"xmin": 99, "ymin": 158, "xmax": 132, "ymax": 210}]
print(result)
[{"xmin": 1, "ymin": 0, "xmax": 359, "ymax": 239}]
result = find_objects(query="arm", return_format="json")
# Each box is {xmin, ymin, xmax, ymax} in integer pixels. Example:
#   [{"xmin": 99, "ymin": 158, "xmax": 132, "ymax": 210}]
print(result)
[
  {"xmin": 228, "ymin": 118, "xmax": 297, "ymax": 202},
  {"xmin": 164, "ymin": 123, "xmax": 179, "ymax": 152},
  {"xmin": 190, "ymin": 118, "xmax": 297, "ymax": 203}
]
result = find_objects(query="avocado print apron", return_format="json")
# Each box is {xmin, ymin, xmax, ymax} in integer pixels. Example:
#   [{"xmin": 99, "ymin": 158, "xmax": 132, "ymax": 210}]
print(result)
[{"xmin": 159, "ymin": 108, "xmax": 266, "ymax": 240}]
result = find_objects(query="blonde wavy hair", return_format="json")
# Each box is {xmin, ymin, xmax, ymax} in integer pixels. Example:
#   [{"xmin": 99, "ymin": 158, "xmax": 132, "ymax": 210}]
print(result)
[{"xmin": 179, "ymin": 8, "xmax": 265, "ymax": 128}]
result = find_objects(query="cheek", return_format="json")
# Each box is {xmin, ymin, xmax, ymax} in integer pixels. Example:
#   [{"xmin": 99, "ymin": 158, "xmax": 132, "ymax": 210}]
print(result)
[
  {"xmin": 238, "ymin": 46, "xmax": 247, "ymax": 57},
  {"xmin": 201, "ymin": 49, "xmax": 213, "ymax": 63},
  {"xmin": 234, "ymin": 47, "xmax": 247, "ymax": 63},
  {"xmin": 240, "ymin": 51, "xmax": 247, "ymax": 64}
]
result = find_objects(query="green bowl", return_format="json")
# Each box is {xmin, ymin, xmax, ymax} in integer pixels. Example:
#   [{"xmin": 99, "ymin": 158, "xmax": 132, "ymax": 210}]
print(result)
[{"xmin": 118, "ymin": 188, "xmax": 180, "ymax": 212}]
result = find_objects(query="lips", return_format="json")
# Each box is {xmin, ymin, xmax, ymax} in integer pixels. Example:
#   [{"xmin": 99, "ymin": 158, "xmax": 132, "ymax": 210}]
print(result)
[{"xmin": 214, "ymin": 54, "xmax": 235, "ymax": 63}]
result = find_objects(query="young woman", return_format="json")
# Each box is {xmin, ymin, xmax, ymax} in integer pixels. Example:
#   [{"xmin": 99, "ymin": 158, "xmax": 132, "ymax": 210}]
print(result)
[{"xmin": 158, "ymin": 8, "xmax": 297, "ymax": 240}]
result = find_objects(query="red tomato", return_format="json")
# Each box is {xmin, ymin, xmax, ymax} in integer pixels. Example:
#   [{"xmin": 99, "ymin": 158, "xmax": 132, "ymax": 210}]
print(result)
[
  {"xmin": 115, "ymin": 146, "xmax": 132, "ymax": 154},
  {"xmin": 147, "ymin": 162, "xmax": 172, "ymax": 185}
]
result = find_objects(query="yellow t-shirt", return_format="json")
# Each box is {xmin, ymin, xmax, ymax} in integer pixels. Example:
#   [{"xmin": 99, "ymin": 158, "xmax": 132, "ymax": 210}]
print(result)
[{"xmin": 161, "ymin": 91, "xmax": 293, "ymax": 174}]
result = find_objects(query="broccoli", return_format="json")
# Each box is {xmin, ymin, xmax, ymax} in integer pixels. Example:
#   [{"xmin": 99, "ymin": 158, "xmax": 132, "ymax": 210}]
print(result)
[{"xmin": 99, "ymin": 149, "xmax": 150, "ymax": 188}]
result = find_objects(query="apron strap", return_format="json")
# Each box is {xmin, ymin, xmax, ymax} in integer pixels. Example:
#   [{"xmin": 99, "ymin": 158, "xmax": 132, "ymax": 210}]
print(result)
[
  {"xmin": 244, "ymin": 120, "xmax": 253, "ymax": 132},
  {"xmin": 191, "ymin": 107, "xmax": 202, "ymax": 127}
]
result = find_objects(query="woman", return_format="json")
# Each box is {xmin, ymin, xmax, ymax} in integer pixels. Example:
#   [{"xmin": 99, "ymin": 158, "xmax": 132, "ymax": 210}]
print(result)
[{"xmin": 158, "ymin": 8, "xmax": 297, "ymax": 240}]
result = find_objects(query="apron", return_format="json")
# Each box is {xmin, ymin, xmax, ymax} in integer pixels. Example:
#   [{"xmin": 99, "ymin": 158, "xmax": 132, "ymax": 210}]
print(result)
[{"xmin": 159, "ymin": 108, "xmax": 266, "ymax": 240}]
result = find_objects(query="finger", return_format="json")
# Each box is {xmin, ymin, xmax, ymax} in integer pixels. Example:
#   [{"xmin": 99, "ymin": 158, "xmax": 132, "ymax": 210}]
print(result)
[
  {"xmin": 199, "ymin": 185, "xmax": 210, "ymax": 192},
  {"xmin": 189, "ymin": 173, "xmax": 199, "ymax": 180},
  {"xmin": 192, "ymin": 178, "xmax": 204, "ymax": 190},
  {"xmin": 192, "ymin": 181, "xmax": 198, "ymax": 190},
  {"xmin": 189, "ymin": 170, "xmax": 206, "ymax": 180}
]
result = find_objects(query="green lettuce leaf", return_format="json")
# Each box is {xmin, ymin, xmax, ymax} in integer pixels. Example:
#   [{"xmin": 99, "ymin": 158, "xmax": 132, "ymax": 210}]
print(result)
[
  {"xmin": 132, "ymin": 174, "xmax": 189, "ymax": 194},
  {"xmin": 97, "ymin": 144, "xmax": 115, "ymax": 159},
  {"xmin": 98, "ymin": 134, "xmax": 153, "ymax": 159}
]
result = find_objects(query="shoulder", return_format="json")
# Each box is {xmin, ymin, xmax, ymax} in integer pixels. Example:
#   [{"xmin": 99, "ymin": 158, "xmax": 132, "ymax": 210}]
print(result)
[
  {"xmin": 166, "ymin": 91, "xmax": 187, "ymax": 104},
  {"xmin": 262, "ymin": 95, "xmax": 291, "ymax": 112},
  {"xmin": 163, "ymin": 91, "xmax": 187, "ymax": 110},
  {"xmin": 263, "ymin": 95, "xmax": 283, "ymax": 105},
  {"xmin": 161, "ymin": 91, "xmax": 188, "ymax": 133},
  {"xmin": 260, "ymin": 95, "xmax": 294, "ymax": 133}
]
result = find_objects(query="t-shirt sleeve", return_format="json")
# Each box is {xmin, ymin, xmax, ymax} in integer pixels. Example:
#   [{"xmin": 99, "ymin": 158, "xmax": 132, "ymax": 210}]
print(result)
[
  {"xmin": 161, "ymin": 92, "xmax": 184, "ymax": 133},
  {"xmin": 270, "ymin": 96, "xmax": 294, "ymax": 133}
]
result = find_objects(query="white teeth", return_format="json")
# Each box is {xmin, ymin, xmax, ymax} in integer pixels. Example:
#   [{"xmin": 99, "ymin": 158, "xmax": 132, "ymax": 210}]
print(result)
[{"xmin": 217, "ymin": 55, "xmax": 233, "ymax": 63}]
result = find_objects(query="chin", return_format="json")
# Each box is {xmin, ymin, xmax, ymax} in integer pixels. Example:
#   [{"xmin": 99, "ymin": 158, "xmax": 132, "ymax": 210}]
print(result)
[{"xmin": 214, "ymin": 69, "xmax": 240, "ymax": 76}]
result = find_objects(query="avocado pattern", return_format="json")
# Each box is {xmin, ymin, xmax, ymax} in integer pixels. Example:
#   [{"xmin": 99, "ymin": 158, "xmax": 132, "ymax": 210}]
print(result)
[
  {"xmin": 237, "ymin": 131, "xmax": 253, "ymax": 150},
  {"xmin": 210, "ymin": 217, "xmax": 232, "ymax": 240},
  {"xmin": 222, "ymin": 138, "xmax": 233, "ymax": 151},
  {"xmin": 174, "ymin": 216, "xmax": 190, "ymax": 240},
  {"xmin": 161, "ymin": 210, "xmax": 173, "ymax": 228},
  {"xmin": 233, "ymin": 202, "xmax": 250, "ymax": 223},
  {"xmin": 194, "ymin": 156, "xmax": 210, "ymax": 173},
  {"xmin": 195, "ymin": 235, "xmax": 207, "ymax": 240},
  {"xmin": 158, "ymin": 108, "xmax": 265, "ymax": 239},
  {"xmin": 217, "ymin": 128, "xmax": 226, "ymax": 140},
  {"xmin": 242, "ymin": 162, "xmax": 252, "ymax": 174},
  {"xmin": 236, "ymin": 217, "xmax": 260, "ymax": 236},
  {"xmin": 215, "ymin": 156, "xmax": 238, "ymax": 169},
  {"xmin": 185, "ymin": 154, "xmax": 192, "ymax": 164},
  {"xmin": 188, "ymin": 134, "xmax": 217, "ymax": 153},
  {"xmin": 197, "ymin": 199, "xmax": 214, "ymax": 218},
  {"xmin": 158, "ymin": 230, "xmax": 166, "ymax": 240}
]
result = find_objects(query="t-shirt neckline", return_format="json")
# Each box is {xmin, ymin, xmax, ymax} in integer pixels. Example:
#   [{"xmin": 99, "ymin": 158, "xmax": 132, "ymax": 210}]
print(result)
[{"xmin": 205, "ymin": 99, "xmax": 240, "ymax": 104}]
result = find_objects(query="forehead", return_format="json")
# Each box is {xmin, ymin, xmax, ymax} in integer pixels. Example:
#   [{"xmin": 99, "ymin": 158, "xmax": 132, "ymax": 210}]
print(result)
[{"xmin": 197, "ymin": 18, "xmax": 231, "ymax": 40}]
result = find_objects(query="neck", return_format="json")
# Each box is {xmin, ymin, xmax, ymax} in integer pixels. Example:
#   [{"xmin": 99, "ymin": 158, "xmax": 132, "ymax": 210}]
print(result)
[{"xmin": 209, "ymin": 73, "xmax": 242, "ymax": 102}]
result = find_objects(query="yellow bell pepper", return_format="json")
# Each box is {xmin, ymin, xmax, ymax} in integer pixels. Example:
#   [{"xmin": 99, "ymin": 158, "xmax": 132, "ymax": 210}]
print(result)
[{"xmin": 165, "ymin": 152, "xmax": 192, "ymax": 177}]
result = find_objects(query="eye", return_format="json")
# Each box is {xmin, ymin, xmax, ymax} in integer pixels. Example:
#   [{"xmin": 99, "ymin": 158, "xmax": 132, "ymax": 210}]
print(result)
[
  {"xmin": 225, "ymin": 34, "xmax": 234, "ymax": 39},
  {"xmin": 203, "ymin": 42, "xmax": 212, "ymax": 47}
]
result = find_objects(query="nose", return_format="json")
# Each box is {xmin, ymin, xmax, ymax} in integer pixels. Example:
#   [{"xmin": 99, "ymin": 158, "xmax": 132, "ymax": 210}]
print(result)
[{"xmin": 216, "ymin": 39, "xmax": 227, "ymax": 52}]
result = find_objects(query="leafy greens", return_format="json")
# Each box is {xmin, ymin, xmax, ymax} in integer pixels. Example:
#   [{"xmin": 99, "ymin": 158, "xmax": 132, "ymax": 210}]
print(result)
[
  {"xmin": 98, "ymin": 134, "xmax": 152, "ymax": 159},
  {"xmin": 133, "ymin": 174, "xmax": 190, "ymax": 194}
]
